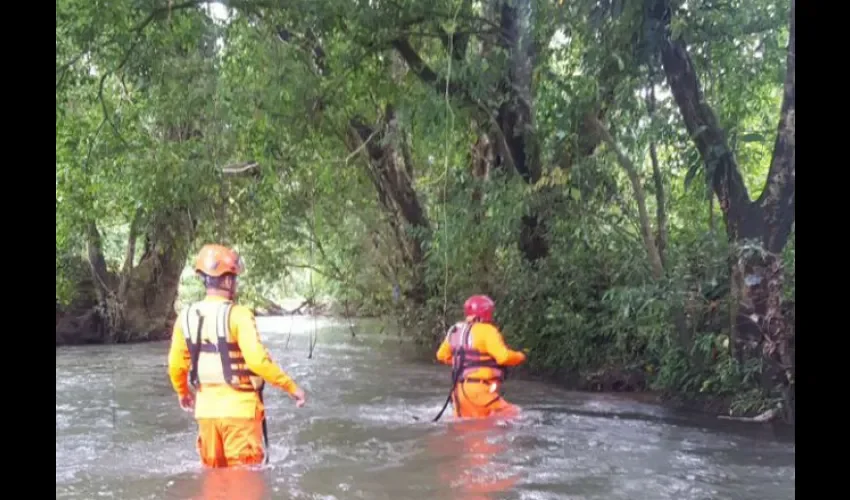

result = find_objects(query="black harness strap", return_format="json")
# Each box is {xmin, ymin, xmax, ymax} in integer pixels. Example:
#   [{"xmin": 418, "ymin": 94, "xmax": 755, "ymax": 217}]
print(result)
[
  {"xmin": 213, "ymin": 302, "xmax": 262, "ymax": 389},
  {"xmin": 258, "ymin": 386, "xmax": 270, "ymax": 465},
  {"xmin": 189, "ymin": 309, "xmax": 204, "ymax": 389},
  {"xmin": 216, "ymin": 302, "xmax": 234, "ymax": 383}
]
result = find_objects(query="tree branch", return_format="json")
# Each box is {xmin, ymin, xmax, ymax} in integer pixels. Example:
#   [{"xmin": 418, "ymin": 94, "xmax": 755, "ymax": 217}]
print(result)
[
  {"xmin": 85, "ymin": 221, "xmax": 112, "ymax": 304},
  {"xmin": 390, "ymin": 37, "xmax": 520, "ymax": 172},
  {"xmin": 590, "ymin": 116, "xmax": 665, "ymax": 279},
  {"xmin": 117, "ymin": 207, "xmax": 143, "ymax": 301},
  {"xmin": 221, "ymin": 161, "xmax": 260, "ymax": 174},
  {"xmin": 390, "ymin": 38, "xmax": 472, "ymax": 102},
  {"xmin": 756, "ymin": 0, "xmax": 795, "ymax": 254},
  {"xmin": 652, "ymin": 0, "xmax": 757, "ymax": 241},
  {"xmin": 95, "ymin": 1, "xmax": 207, "ymax": 145},
  {"xmin": 654, "ymin": 0, "xmax": 794, "ymax": 249}
]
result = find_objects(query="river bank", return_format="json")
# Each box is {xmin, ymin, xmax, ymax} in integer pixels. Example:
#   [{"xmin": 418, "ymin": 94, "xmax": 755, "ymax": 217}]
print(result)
[
  {"xmin": 473, "ymin": 357, "xmax": 781, "ymax": 424},
  {"xmin": 55, "ymin": 304, "xmax": 174, "ymax": 346},
  {"xmin": 55, "ymin": 294, "xmax": 342, "ymax": 347}
]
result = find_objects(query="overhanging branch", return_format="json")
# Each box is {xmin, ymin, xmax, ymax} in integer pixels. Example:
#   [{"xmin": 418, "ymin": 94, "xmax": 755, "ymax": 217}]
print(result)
[{"xmin": 391, "ymin": 38, "xmax": 472, "ymax": 102}]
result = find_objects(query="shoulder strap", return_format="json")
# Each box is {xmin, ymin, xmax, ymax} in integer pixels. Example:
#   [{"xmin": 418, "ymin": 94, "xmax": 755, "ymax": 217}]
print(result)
[
  {"xmin": 451, "ymin": 322, "xmax": 473, "ymax": 379},
  {"xmin": 447, "ymin": 322, "xmax": 466, "ymax": 344},
  {"xmin": 189, "ymin": 306, "xmax": 205, "ymax": 388},
  {"xmin": 461, "ymin": 322, "xmax": 474, "ymax": 347},
  {"xmin": 215, "ymin": 301, "xmax": 234, "ymax": 383}
]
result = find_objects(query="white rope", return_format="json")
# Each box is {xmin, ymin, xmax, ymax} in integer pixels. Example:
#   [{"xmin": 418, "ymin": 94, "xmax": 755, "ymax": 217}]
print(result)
[{"xmin": 308, "ymin": 170, "xmax": 318, "ymax": 358}]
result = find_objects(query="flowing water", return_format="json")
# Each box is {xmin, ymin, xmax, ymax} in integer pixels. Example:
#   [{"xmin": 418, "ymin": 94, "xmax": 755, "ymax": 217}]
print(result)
[{"xmin": 56, "ymin": 316, "xmax": 794, "ymax": 499}]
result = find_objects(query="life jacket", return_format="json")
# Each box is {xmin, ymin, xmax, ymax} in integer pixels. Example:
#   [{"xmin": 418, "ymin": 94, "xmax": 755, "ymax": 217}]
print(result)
[
  {"xmin": 447, "ymin": 321, "xmax": 505, "ymax": 383},
  {"xmin": 181, "ymin": 300, "xmax": 264, "ymax": 393}
]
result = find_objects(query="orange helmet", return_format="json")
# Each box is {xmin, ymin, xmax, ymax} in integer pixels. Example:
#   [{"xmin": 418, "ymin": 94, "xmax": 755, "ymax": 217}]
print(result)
[{"xmin": 194, "ymin": 244, "xmax": 245, "ymax": 278}]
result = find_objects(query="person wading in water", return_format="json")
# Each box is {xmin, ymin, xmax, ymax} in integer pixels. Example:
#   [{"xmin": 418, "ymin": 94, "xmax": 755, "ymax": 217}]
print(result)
[
  {"xmin": 435, "ymin": 295, "xmax": 527, "ymax": 420},
  {"xmin": 168, "ymin": 243, "xmax": 306, "ymax": 467}
]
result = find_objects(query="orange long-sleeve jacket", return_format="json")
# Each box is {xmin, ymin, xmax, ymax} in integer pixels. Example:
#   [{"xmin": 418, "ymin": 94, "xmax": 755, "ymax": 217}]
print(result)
[
  {"xmin": 168, "ymin": 295, "xmax": 300, "ymax": 419},
  {"xmin": 435, "ymin": 321, "xmax": 526, "ymax": 381}
]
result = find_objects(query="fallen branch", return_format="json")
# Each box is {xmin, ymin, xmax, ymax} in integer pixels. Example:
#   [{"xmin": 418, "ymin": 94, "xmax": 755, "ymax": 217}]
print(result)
[
  {"xmin": 288, "ymin": 299, "xmax": 312, "ymax": 315},
  {"xmin": 221, "ymin": 161, "xmax": 260, "ymax": 174},
  {"xmin": 718, "ymin": 407, "xmax": 780, "ymax": 423},
  {"xmin": 253, "ymin": 298, "xmax": 315, "ymax": 316}
]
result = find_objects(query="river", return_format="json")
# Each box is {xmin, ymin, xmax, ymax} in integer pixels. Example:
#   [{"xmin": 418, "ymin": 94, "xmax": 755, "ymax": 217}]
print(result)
[{"xmin": 56, "ymin": 316, "xmax": 794, "ymax": 499}]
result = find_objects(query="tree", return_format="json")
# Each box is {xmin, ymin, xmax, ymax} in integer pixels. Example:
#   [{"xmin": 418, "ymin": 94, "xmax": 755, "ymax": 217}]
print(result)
[{"xmin": 648, "ymin": 0, "xmax": 795, "ymax": 421}]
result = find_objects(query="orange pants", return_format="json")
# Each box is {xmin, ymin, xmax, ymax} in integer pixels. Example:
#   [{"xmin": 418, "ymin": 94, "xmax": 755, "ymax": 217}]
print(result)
[
  {"xmin": 196, "ymin": 417, "xmax": 265, "ymax": 468},
  {"xmin": 452, "ymin": 381, "xmax": 519, "ymax": 419}
]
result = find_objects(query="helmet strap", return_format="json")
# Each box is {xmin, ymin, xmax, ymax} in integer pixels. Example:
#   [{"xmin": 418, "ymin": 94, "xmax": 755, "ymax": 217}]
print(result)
[{"xmin": 202, "ymin": 274, "xmax": 236, "ymax": 298}]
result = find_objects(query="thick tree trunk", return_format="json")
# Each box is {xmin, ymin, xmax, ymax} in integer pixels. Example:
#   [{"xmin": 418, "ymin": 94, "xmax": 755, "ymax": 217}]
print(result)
[
  {"xmin": 500, "ymin": 0, "xmax": 549, "ymax": 262},
  {"xmin": 56, "ymin": 211, "xmax": 194, "ymax": 345},
  {"xmin": 655, "ymin": 0, "xmax": 795, "ymax": 421},
  {"xmin": 122, "ymin": 211, "xmax": 194, "ymax": 341}
]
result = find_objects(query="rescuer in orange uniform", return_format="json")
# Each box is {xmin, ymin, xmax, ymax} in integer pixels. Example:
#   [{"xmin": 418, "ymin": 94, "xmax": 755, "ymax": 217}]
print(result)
[
  {"xmin": 436, "ymin": 295, "xmax": 527, "ymax": 419},
  {"xmin": 168, "ymin": 244, "xmax": 306, "ymax": 468}
]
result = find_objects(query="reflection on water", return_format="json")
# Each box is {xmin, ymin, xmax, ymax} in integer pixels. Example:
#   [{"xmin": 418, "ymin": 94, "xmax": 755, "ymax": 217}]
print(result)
[
  {"xmin": 431, "ymin": 418, "xmax": 521, "ymax": 500},
  {"xmin": 57, "ymin": 316, "xmax": 794, "ymax": 500}
]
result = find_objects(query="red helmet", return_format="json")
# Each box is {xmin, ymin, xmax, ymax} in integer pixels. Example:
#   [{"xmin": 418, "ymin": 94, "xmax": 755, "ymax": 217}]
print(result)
[{"xmin": 464, "ymin": 295, "xmax": 495, "ymax": 323}]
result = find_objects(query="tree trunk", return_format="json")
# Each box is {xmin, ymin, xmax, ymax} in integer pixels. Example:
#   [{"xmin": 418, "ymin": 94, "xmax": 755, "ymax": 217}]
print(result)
[
  {"xmin": 646, "ymin": 82, "xmax": 668, "ymax": 267},
  {"xmin": 469, "ymin": 130, "xmax": 496, "ymax": 293},
  {"xmin": 57, "ymin": 210, "xmax": 195, "ymax": 345},
  {"xmin": 123, "ymin": 211, "xmax": 195, "ymax": 341},
  {"xmin": 271, "ymin": 29, "xmax": 432, "ymax": 304},
  {"xmin": 654, "ymin": 0, "xmax": 795, "ymax": 421},
  {"xmin": 391, "ymin": 0, "xmax": 549, "ymax": 262},
  {"xmin": 347, "ymin": 105, "xmax": 431, "ymax": 305}
]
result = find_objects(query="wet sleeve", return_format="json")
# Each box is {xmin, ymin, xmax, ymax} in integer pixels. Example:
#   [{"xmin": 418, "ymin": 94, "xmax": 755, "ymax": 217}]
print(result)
[
  {"xmin": 482, "ymin": 325, "xmax": 527, "ymax": 366},
  {"xmin": 436, "ymin": 337, "xmax": 453, "ymax": 364},
  {"xmin": 232, "ymin": 305, "xmax": 300, "ymax": 395},
  {"xmin": 167, "ymin": 313, "xmax": 191, "ymax": 399}
]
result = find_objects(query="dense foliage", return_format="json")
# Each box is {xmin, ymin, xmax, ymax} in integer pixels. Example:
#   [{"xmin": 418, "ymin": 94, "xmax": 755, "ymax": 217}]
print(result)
[{"xmin": 57, "ymin": 0, "xmax": 795, "ymax": 420}]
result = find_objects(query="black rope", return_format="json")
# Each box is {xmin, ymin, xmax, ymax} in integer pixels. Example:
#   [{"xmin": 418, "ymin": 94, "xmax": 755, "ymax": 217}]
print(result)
[
  {"xmin": 258, "ymin": 385, "xmax": 270, "ymax": 464},
  {"xmin": 432, "ymin": 324, "xmax": 469, "ymax": 422},
  {"xmin": 432, "ymin": 355, "xmax": 463, "ymax": 422}
]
